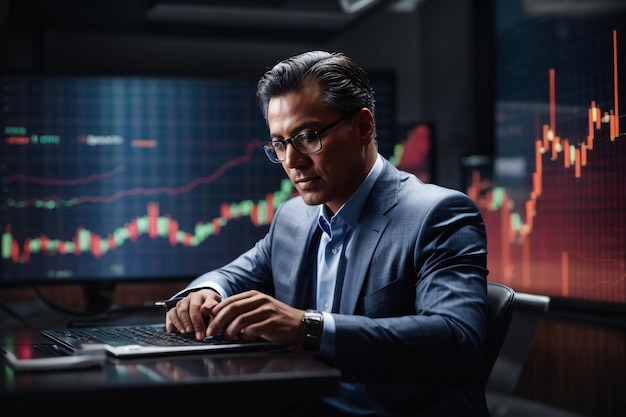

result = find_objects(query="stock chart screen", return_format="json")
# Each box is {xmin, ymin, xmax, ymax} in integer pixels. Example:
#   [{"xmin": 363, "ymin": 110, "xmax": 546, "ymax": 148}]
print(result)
[
  {"xmin": 1, "ymin": 74, "xmax": 394, "ymax": 287},
  {"xmin": 469, "ymin": 1, "xmax": 626, "ymax": 304},
  {"xmin": 0, "ymin": 76, "xmax": 290, "ymax": 284}
]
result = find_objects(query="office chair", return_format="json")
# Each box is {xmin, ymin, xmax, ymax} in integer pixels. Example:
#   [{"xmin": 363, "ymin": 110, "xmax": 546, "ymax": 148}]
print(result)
[
  {"xmin": 487, "ymin": 291, "xmax": 550, "ymax": 394},
  {"xmin": 482, "ymin": 282, "xmax": 516, "ymax": 387}
]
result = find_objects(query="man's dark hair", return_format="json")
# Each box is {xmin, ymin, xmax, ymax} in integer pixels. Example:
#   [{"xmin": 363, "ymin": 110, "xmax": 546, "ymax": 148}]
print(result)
[{"xmin": 256, "ymin": 51, "xmax": 375, "ymax": 122}]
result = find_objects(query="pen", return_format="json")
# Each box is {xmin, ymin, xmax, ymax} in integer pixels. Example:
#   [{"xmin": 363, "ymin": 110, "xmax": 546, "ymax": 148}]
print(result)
[{"xmin": 154, "ymin": 296, "xmax": 184, "ymax": 310}]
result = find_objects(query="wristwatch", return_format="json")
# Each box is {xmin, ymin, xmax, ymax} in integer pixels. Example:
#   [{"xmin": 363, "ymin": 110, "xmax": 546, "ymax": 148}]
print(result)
[{"xmin": 302, "ymin": 309, "xmax": 324, "ymax": 352}]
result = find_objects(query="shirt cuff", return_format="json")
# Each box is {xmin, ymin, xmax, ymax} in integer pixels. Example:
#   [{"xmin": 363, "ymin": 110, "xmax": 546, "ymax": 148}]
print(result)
[
  {"xmin": 174, "ymin": 282, "xmax": 227, "ymax": 301},
  {"xmin": 318, "ymin": 311, "xmax": 336, "ymax": 358}
]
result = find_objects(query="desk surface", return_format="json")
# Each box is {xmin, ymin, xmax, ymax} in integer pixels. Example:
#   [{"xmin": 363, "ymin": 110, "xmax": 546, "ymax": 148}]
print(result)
[{"xmin": 0, "ymin": 306, "xmax": 341, "ymax": 417}]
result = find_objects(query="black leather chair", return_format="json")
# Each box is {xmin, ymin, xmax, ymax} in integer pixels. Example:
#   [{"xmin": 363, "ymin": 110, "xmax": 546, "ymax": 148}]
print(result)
[
  {"xmin": 487, "ymin": 291, "xmax": 550, "ymax": 394},
  {"xmin": 483, "ymin": 282, "xmax": 516, "ymax": 387}
]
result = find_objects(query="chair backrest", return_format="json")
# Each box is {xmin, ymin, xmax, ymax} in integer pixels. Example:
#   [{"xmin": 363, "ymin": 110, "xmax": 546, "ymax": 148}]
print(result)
[
  {"xmin": 482, "ymin": 282, "xmax": 516, "ymax": 386},
  {"xmin": 486, "ymin": 291, "xmax": 550, "ymax": 394}
]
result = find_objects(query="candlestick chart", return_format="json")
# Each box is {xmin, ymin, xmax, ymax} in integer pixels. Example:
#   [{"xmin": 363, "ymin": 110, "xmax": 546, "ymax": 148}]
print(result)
[
  {"xmin": 472, "ymin": 9, "xmax": 626, "ymax": 303},
  {"xmin": 0, "ymin": 77, "xmax": 295, "ymax": 283},
  {"xmin": 0, "ymin": 75, "xmax": 395, "ymax": 285}
]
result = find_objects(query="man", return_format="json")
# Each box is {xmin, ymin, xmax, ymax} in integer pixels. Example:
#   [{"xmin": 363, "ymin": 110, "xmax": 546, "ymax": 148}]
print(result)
[{"xmin": 166, "ymin": 51, "xmax": 490, "ymax": 416}]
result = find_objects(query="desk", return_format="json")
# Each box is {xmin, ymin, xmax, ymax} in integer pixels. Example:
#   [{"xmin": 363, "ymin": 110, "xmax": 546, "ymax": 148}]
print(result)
[{"xmin": 0, "ymin": 309, "xmax": 341, "ymax": 417}]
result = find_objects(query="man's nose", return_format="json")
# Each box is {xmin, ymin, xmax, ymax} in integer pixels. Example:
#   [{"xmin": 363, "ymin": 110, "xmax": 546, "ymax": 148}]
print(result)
[{"xmin": 283, "ymin": 142, "xmax": 306, "ymax": 167}]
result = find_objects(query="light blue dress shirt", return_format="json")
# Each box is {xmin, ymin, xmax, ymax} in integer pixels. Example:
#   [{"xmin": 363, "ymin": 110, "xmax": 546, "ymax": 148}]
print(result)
[
  {"xmin": 316, "ymin": 155, "xmax": 383, "ymax": 415},
  {"xmin": 316, "ymin": 154, "xmax": 383, "ymax": 354}
]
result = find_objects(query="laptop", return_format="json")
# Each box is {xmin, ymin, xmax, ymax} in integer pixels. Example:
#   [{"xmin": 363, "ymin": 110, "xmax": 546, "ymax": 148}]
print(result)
[{"xmin": 41, "ymin": 323, "xmax": 280, "ymax": 358}]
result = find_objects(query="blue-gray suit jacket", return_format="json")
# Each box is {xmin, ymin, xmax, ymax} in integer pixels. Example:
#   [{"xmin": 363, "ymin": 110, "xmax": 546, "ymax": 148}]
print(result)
[{"xmin": 186, "ymin": 158, "xmax": 489, "ymax": 416}]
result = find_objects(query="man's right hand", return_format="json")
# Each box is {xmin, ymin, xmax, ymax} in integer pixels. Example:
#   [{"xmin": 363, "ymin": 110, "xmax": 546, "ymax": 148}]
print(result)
[{"xmin": 165, "ymin": 289, "xmax": 222, "ymax": 340}]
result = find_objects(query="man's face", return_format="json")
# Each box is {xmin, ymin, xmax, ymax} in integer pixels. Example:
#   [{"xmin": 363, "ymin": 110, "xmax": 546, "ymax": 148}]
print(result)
[{"xmin": 266, "ymin": 82, "xmax": 372, "ymax": 214}]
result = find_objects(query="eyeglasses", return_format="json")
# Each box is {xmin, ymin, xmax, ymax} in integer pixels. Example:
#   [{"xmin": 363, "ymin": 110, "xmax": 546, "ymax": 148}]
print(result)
[{"xmin": 263, "ymin": 113, "xmax": 353, "ymax": 163}]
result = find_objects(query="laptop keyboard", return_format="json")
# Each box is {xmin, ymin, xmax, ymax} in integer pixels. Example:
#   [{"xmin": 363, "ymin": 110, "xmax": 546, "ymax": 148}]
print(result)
[{"xmin": 62, "ymin": 325, "xmax": 232, "ymax": 346}]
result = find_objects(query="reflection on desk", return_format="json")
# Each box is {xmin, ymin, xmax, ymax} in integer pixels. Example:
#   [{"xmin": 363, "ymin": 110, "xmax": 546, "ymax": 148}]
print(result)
[
  {"xmin": 136, "ymin": 351, "xmax": 331, "ymax": 381},
  {"xmin": 1, "ymin": 329, "xmax": 341, "ymax": 417}
]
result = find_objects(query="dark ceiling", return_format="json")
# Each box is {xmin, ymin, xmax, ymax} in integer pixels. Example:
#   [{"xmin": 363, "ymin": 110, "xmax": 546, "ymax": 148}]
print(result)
[
  {"xmin": 3, "ymin": 0, "xmax": 625, "ymax": 42},
  {"xmin": 0, "ymin": 0, "xmax": 409, "ymax": 42}
]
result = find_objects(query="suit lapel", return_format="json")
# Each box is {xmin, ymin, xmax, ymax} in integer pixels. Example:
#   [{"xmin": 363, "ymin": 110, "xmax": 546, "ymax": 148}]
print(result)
[{"xmin": 338, "ymin": 161, "xmax": 401, "ymax": 313}]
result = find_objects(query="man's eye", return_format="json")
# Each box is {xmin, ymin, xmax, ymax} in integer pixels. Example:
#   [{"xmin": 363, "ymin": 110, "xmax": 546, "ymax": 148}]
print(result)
[{"xmin": 298, "ymin": 133, "xmax": 318, "ymax": 143}]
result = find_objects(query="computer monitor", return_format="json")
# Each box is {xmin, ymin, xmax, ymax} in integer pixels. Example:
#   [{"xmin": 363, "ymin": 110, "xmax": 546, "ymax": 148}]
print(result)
[{"xmin": 0, "ymin": 73, "xmax": 395, "ymax": 313}]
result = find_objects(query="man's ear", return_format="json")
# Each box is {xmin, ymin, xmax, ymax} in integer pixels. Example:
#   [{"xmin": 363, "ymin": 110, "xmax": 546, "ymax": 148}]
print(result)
[{"xmin": 355, "ymin": 108, "xmax": 375, "ymax": 145}]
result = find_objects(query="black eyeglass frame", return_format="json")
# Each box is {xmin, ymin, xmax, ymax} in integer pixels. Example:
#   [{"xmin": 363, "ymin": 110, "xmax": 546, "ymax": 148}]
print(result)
[{"xmin": 263, "ymin": 113, "xmax": 355, "ymax": 163}]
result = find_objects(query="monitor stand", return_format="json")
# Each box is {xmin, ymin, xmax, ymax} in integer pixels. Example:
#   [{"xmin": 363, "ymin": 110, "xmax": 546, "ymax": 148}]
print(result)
[
  {"xmin": 77, "ymin": 282, "xmax": 162, "ymax": 326},
  {"xmin": 82, "ymin": 282, "xmax": 116, "ymax": 315}
]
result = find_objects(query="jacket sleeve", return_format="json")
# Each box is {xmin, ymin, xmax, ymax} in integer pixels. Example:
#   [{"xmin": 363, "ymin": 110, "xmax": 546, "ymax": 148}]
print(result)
[{"xmin": 326, "ymin": 188, "xmax": 488, "ymax": 384}]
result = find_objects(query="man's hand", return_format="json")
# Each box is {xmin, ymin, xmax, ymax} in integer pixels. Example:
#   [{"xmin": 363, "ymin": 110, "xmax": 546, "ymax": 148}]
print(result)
[
  {"xmin": 165, "ymin": 289, "xmax": 221, "ymax": 340},
  {"xmin": 207, "ymin": 290, "xmax": 305, "ymax": 347}
]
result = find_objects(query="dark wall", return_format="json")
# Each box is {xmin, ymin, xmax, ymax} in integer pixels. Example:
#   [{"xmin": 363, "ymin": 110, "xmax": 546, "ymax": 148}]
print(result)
[{"xmin": 329, "ymin": 0, "xmax": 493, "ymax": 188}]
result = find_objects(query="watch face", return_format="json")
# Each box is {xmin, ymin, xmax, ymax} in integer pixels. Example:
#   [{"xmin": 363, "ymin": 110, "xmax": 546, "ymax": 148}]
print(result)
[{"xmin": 303, "ymin": 311, "xmax": 323, "ymax": 351}]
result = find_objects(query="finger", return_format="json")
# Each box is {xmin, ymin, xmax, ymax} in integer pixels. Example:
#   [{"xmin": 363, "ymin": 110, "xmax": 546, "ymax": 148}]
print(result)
[
  {"xmin": 177, "ymin": 290, "xmax": 219, "ymax": 340},
  {"xmin": 210, "ymin": 290, "xmax": 252, "ymax": 315},
  {"xmin": 210, "ymin": 291, "xmax": 267, "ymax": 339},
  {"xmin": 165, "ymin": 310, "xmax": 176, "ymax": 333},
  {"xmin": 189, "ymin": 306, "xmax": 206, "ymax": 340},
  {"xmin": 207, "ymin": 293, "xmax": 250, "ymax": 338},
  {"xmin": 172, "ymin": 296, "xmax": 195, "ymax": 334},
  {"xmin": 230, "ymin": 306, "xmax": 273, "ymax": 340},
  {"xmin": 166, "ymin": 303, "xmax": 186, "ymax": 333}
]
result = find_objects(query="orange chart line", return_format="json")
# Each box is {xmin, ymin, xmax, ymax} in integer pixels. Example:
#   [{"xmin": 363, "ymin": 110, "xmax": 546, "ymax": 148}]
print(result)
[{"xmin": 470, "ymin": 29, "xmax": 622, "ymax": 297}]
